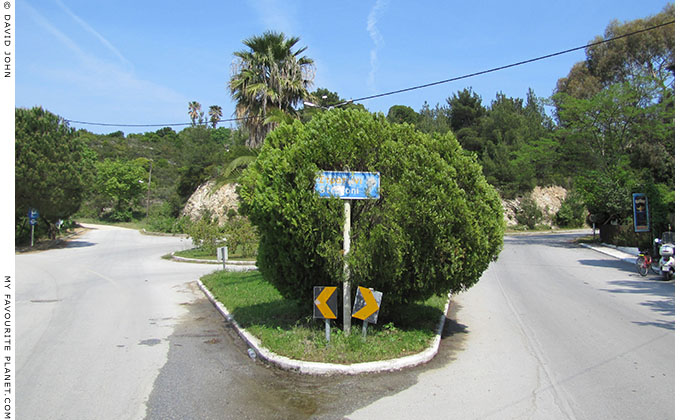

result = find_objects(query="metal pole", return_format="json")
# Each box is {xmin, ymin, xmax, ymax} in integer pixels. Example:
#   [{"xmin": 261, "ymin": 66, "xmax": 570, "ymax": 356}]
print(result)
[
  {"xmin": 30, "ymin": 224, "xmax": 34, "ymax": 247},
  {"xmin": 325, "ymin": 319, "xmax": 331, "ymax": 344},
  {"xmin": 343, "ymin": 200, "xmax": 352, "ymax": 335},
  {"xmin": 146, "ymin": 159, "xmax": 153, "ymax": 219},
  {"xmin": 362, "ymin": 320, "xmax": 368, "ymax": 340}
]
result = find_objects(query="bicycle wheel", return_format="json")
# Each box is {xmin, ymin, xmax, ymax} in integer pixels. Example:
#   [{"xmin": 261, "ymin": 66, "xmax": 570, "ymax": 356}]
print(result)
[{"xmin": 636, "ymin": 256, "xmax": 649, "ymax": 276}]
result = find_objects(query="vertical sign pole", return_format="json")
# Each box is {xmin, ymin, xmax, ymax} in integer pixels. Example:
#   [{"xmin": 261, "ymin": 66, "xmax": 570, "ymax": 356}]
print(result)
[
  {"xmin": 325, "ymin": 319, "xmax": 331, "ymax": 344},
  {"xmin": 362, "ymin": 320, "xmax": 368, "ymax": 340},
  {"xmin": 343, "ymin": 200, "xmax": 352, "ymax": 336},
  {"xmin": 30, "ymin": 224, "xmax": 34, "ymax": 248}
]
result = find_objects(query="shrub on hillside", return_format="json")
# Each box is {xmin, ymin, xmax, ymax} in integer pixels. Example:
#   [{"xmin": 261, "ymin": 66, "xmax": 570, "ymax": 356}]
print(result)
[
  {"xmin": 238, "ymin": 109, "xmax": 504, "ymax": 307},
  {"xmin": 516, "ymin": 197, "xmax": 542, "ymax": 229},
  {"xmin": 555, "ymin": 193, "xmax": 586, "ymax": 228}
]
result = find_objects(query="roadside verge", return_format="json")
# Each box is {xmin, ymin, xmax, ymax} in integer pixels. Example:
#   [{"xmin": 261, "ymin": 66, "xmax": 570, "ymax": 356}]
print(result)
[
  {"xmin": 579, "ymin": 243, "xmax": 639, "ymax": 265},
  {"xmin": 168, "ymin": 253, "xmax": 257, "ymax": 269},
  {"xmin": 197, "ymin": 279, "xmax": 451, "ymax": 375}
]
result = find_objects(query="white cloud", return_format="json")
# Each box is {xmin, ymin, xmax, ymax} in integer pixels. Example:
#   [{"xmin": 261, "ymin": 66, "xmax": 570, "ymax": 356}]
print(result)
[
  {"xmin": 22, "ymin": 2, "xmax": 186, "ymax": 123},
  {"xmin": 55, "ymin": 0, "xmax": 133, "ymax": 70},
  {"xmin": 247, "ymin": 0, "xmax": 296, "ymax": 35},
  {"xmin": 367, "ymin": 0, "xmax": 388, "ymax": 92}
]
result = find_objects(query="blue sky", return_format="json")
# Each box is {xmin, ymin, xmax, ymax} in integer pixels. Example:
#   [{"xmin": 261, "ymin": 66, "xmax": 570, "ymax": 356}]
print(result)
[{"xmin": 15, "ymin": 0, "xmax": 674, "ymax": 135}]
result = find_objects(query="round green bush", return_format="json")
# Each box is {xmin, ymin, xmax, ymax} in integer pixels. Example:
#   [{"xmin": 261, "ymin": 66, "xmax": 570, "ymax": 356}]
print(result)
[{"xmin": 238, "ymin": 109, "xmax": 504, "ymax": 307}]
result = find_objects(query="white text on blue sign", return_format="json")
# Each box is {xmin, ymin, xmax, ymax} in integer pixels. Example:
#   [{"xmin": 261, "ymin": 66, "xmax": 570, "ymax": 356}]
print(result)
[{"xmin": 315, "ymin": 171, "xmax": 380, "ymax": 200}]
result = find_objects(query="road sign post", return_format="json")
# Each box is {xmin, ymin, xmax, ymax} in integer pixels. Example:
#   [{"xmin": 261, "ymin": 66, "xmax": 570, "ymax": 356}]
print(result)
[
  {"xmin": 28, "ymin": 208, "xmax": 39, "ymax": 247},
  {"xmin": 315, "ymin": 171, "xmax": 380, "ymax": 336},
  {"xmin": 343, "ymin": 200, "xmax": 352, "ymax": 335},
  {"xmin": 217, "ymin": 246, "xmax": 228, "ymax": 270},
  {"xmin": 313, "ymin": 286, "xmax": 338, "ymax": 343},
  {"xmin": 352, "ymin": 286, "xmax": 382, "ymax": 340}
]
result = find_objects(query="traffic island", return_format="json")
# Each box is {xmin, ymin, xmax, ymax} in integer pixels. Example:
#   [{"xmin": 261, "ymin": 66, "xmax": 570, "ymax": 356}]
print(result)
[{"xmin": 196, "ymin": 272, "xmax": 451, "ymax": 375}]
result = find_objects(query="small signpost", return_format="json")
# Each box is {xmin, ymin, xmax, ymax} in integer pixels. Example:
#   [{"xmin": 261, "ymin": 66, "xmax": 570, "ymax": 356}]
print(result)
[
  {"xmin": 315, "ymin": 170, "xmax": 380, "ymax": 335},
  {"xmin": 216, "ymin": 246, "xmax": 228, "ymax": 270},
  {"xmin": 313, "ymin": 286, "xmax": 338, "ymax": 343},
  {"xmin": 352, "ymin": 286, "xmax": 382, "ymax": 339},
  {"xmin": 632, "ymin": 193, "xmax": 650, "ymax": 233},
  {"xmin": 28, "ymin": 208, "xmax": 39, "ymax": 247}
]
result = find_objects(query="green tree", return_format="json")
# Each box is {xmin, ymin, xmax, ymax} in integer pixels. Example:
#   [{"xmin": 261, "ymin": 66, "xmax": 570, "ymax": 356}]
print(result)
[
  {"xmin": 557, "ymin": 79, "xmax": 673, "ymax": 227},
  {"xmin": 188, "ymin": 101, "xmax": 202, "ymax": 126},
  {"xmin": 586, "ymin": 4, "xmax": 674, "ymax": 92},
  {"xmin": 386, "ymin": 105, "xmax": 419, "ymax": 125},
  {"xmin": 208, "ymin": 105, "xmax": 223, "ymax": 128},
  {"xmin": 94, "ymin": 159, "xmax": 148, "ymax": 221},
  {"xmin": 447, "ymin": 89, "xmax": 485, "ymax": 153},
  {"xmin": 299, "ymin": 88, "xmax": 366, "ymax": 123},
  {"xmin": 447, "ymin": 88, "xmax": 485, "ymax": 133},
  {"xmin": 555, "ymin": 4, "xmax": 674, "ymax": 103},
  {"xmin": 471, "ymin": 91, "xmax": 558, "ymax": 197},
  {"xmin": 15, "ymin": 107, "xmax": 93, "ymax": 240},
  {"xmin": 238, "ymin": 109, "xmax": 504, "ymax": 310},
  {"xmin": 228, "ymin": 31, "xmax": 315, "ymax": 148},
  {"xmin": 416, "ymin": 101, "xmax": 451, "ymax": 135}
]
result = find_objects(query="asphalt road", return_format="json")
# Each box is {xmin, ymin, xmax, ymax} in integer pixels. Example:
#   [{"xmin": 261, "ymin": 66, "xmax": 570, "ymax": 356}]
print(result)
[
  {"xmin": 16, "ymin": 224, "xmax": 219, "ymax": 419},
  {"xmin": 349, "ymin": 232, "xmax": 675, "ymax": 419},
  {"xmin": 17, "ymin": 228, "xmax": 675, "ymax": 419}
]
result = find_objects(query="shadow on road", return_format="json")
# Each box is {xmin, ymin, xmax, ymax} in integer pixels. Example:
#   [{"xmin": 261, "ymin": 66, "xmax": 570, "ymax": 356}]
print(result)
[
  {"xmin": 578, "ymin": 258, "xmax": 635, "ymax": 272},
  {"xmin": 504, "ymin": 233, "xmax": 584, "ymax": 249},
  {"xmin": 62, "ymin": 240, "xmax": 96, "ymax": 248},
  {"xmin": 600, "ymin": 279, "xmax": 675, "ymax": 330}
]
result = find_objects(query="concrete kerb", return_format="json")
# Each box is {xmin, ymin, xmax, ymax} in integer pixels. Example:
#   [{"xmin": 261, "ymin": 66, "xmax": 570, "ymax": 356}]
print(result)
[
  {"xmin": 579, "ymin": 243, "xmax": 639, "ymax": 265},
  {"xmin": 197, "ymin": 279, "xmax": 451, "ymax": 375},
  {"xmin": 169, "ymin": 253, "xmax": 257, "ymax": 268}
]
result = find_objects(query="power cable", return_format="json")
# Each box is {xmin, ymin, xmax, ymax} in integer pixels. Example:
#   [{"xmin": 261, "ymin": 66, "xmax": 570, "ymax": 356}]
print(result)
[
  {"xmin": 65, "ymin": 20, "xmax": 674, "ymax": 129},
  {"xmin": 346, "ymin": 19, "xmax": 675, "ymax": 104},
  {"xmin": 65, "ymin": 116, "xmax": 252, "ymax": 129}
]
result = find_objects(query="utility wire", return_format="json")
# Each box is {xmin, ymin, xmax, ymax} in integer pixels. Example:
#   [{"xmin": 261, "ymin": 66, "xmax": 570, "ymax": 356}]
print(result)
[
  {"xmin": 65, "ymin": 116, "xmax": 251, "ymax": 128},
  {"xmin": 347, "ymin": 19, "xmax": 675, "ymax": 104},
  {"xmin": 66, "ymin": 20, "xmax": 674, "ymax": 129}
]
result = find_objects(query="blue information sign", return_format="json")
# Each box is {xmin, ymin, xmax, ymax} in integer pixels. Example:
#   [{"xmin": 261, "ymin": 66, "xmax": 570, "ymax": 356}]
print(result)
[
  {"xmin": 28, "ymin": 208, "xmax": 39, "ymax": 226},
  {"xmin": 632, "ymin": 193, "xmax": 650, "ymax": 233},
  {"xmin": 315, "ymin": 171, "xmax": 380, "ymax": 200}
]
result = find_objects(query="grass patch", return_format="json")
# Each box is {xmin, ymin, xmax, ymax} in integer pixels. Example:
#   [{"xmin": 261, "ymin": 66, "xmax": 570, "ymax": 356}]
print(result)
[
  {"xmin": 175, "ymin": 247, "xmax": 254, "ymax": 261},
  {"xmin": 201, "ymin": 270, "xmax": 447, "ymax": 364}
]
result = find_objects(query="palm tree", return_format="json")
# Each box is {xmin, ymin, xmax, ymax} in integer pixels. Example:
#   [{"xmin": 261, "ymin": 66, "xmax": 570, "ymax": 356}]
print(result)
[
  {"xmin": 228, "ymin": 31, "xmax": 314, "ymax": 148},
  {"xmin": 188, "ymin": 101, "xmax": 202, "ymax": 126},
  {"xmin": 209, "ymin": 105, "xmax": 223, "ymax": 128}
]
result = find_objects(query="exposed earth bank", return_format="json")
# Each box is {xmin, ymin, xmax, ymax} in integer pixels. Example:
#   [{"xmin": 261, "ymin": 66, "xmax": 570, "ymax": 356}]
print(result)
[{"xmin": 183, "ymin": 180, "xmax": 572, "ymax": 228}]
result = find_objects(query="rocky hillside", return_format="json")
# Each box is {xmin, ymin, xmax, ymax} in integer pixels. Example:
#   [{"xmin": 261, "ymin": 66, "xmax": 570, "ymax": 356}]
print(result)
[
  {"xmin": 184, "ymin": 181, "xmax": 570, "ymax": 228},
  {"xmin": 502, "ymin": 185, "xmax": 568, "ymax": 228},
  {"xmin": 181, "ymin": 181, "xmax": 240, "ymax": 224}
]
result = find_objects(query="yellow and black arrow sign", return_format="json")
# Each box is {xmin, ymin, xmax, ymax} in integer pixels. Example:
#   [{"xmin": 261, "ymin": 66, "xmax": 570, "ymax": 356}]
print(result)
[
  {"xmin": 313, "ymin": 286, "xmax": 338, "ymax": 319},
  {"xmin": 352, "ymin": 286, "xmax": 382, "ymax": 324}
]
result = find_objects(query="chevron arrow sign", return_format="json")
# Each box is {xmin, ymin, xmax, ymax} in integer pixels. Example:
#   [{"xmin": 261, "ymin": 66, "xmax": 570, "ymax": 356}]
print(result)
[
  {"xmin": 313, "ymin": 286, "xmax": 338, "ymax": 320},
  {"xmin": 352, "ymin": 286, "xmax": 382, "ymax": 324}
]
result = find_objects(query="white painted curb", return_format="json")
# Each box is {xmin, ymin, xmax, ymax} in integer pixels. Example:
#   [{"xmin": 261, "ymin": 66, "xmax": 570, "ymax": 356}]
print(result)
[
  {"xmin": 197, "ymin": 279, "xmax": 450, "ymax": 375},
  {"xmin": 579, "ymin": 243, "xmax": 638, "ymax": 265},
  {"xmin": 170, "ymin": 253, "xmax": 257, "ymax": 268}
]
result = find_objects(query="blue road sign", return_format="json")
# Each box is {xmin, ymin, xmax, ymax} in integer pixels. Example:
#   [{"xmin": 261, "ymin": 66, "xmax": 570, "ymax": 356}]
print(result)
[
  {"xmin": 315, "ymin": 171, "xmax": 380, "ymax": 200},
  {"xmin": 28, "ymin": 208, "xmax": 39, "ymax": 225},
  {"xmin": 632, "ymin": 193, "xmax": 650, "ymax": 233}
]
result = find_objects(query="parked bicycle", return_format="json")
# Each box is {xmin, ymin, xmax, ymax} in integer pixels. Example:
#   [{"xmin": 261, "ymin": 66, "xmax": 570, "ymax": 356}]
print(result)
[{"xmin": 636, "ymin": 231, "xmax": 675, "ymax": 281}]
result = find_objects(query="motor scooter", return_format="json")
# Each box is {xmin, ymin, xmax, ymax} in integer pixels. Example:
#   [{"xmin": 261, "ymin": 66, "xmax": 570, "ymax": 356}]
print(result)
[
  {"xmin": 656, "ymin": 232, "xmax": 675, "ymax": 281},
  {"xmin": 636, "ymin": 231, "xmax": 674, "ymax": 280}
]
